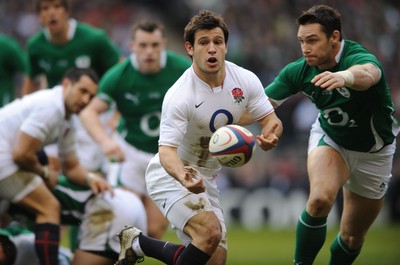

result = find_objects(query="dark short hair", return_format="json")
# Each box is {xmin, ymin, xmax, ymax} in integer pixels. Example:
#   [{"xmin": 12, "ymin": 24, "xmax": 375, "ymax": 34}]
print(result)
[
  {"xmin": 297, "ymin": 5, "xmax": 342, "ymax": 40},
  {"xmin": 131, "ymin": 20, "xmax": 166, "ymax": 40},
  {"xmin": 184, "ymin": 10, "xmax": 229, "ymax": 46},
  {"xmin": 63, "ymin": 68, "xmax": 99, "ymax": 84},
  {"xmin": 34, "ymin": 0, "xmax": 70, "ymax": 13},
  {"xmin": 0, "ymin": 235, "xmax": 17, "ymax": 265}
]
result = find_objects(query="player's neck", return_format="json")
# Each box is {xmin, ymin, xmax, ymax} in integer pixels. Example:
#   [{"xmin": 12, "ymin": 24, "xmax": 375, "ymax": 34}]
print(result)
[
  {"xmin": 194, "ymin": 67, "xmax": 226, "ymax": 90},
  {"xmin": 49, "ymin": 23, "xmax": 70, "ymax": 45}
]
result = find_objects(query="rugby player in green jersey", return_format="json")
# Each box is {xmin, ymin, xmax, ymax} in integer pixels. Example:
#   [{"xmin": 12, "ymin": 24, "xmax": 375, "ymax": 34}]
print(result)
[
  {"xmin": 22, "ymin": 0, "xmax": 121, "ymax": 173},
  {"xmin": 263, "ymin": 5, "xmax": 399, "ymax": 265},
  {"xmin": 80, "ymin": 19, "xmax": 191, "ymax": 240},
  {"xmin": 23, "ymin": 0, "xmax": 120, "ymax": 94},
  {"xmin": 0, "ymin": 34, "xmax": 29, "ymax": 107}
]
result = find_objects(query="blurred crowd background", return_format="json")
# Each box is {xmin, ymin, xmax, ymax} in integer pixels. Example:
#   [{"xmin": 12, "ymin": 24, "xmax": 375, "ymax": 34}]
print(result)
[{"xmin": 1, "ymin": 0, "xmax": 399, "ymax": 223}]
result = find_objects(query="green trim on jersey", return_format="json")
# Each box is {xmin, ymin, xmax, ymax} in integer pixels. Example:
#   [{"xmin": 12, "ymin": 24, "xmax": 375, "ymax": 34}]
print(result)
[
  {"xmin": 26, "ymin": 22, "xmax": 119, "ymax": 87},
  {"xmin": 266, "ymin": 40, "xmax": 400, "ymax": 152},
  {"xmin": 98, "ymin": 52, "xmax": 191, "ymax": 153},
  {"xmin": 0, "ymin": 34, "xmax": 28, "ymax": 106},
  {"xmin": 53, "ymin": 175, "xmax": 93, "ymax": 225},
  {"xmin": 0, "ymin": 223, "xmax": 32, "ymax": 237}
]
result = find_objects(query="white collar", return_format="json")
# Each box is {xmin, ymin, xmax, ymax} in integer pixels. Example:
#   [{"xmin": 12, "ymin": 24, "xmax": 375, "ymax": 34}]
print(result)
[
  {"xmin": 44, "ymin": 18, "xmax": 77, "ymax": 42},
  {"xmin": 335, "ymin": 39, "xmax": 345, "ymax": 63},
  {"xmin": 130, "ymin": 50, "xmax": 167, "ymax": 70}
]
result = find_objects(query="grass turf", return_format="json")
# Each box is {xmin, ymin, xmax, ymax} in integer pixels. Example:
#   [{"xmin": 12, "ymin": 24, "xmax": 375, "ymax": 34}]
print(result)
[{"xmin": 142, "ymin": 224, "xmax": 400, "ymax": 265}]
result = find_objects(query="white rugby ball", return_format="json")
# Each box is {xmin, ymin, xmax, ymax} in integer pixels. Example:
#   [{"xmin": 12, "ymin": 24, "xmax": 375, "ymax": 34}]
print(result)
[{"xmin": 209, "ymin": 125, "xmax": 256, "ymax": 168}]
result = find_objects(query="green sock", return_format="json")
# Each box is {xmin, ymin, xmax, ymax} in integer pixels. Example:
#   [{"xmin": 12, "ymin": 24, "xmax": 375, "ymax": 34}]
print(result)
[
  {"xmin": 294, "ymin": 209, "xmax": 327, "ymax": 265},
  {"xmin": 329, "ymin": 233, "xmax": 362, "ymax": 265}
]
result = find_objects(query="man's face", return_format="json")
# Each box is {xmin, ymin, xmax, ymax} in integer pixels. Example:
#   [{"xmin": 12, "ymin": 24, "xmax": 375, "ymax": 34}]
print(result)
[
  {"xmin": 185, "ymin": 27, "xmax": 227, "ymax": 77},
  {"xmin": 130, "ymin": 29, "xmax": 166, "ymax": 74},
  {"xmin": 297, "ymin": 23, "xmax": 338, "ymax": 70},
  {"xmin": 38, "ymin": 0, "xmax": 69, "ymax": 35},
  {"xmin": 63, "ymin": 75, "xmax": 97, "ymax": 116}
]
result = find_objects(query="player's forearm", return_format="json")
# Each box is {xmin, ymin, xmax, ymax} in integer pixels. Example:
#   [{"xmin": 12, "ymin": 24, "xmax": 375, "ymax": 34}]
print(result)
[
  {"xmin": 259, "ymin": 112, "xmax": 283, "ymax": 139},
  {"xmin": 159, "ymin": 145, "xmax": 186, "ymax": 183},
  {"xmin": 79, "ymin": 109, "xmax": 111, "ymax": 144},
  {"xmin": 341, "ymin": 64, "xmax": 381, "ymax": 91},
  {"xmin": 61, "ymin": 158, "xmax": 88, "ymax": 187},
  {"xmin": 13, "ymin": 152, "xmax": 45, "ymax": 177}
]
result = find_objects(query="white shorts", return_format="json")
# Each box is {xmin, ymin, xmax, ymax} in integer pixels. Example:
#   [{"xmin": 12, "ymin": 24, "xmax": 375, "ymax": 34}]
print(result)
[
  {"xmin": 116, "ymin": 134, "xmax": 154, "ymax": 195},
  {"xmin": 146, "ymin": 154, "xmax": 227, "ymax": 249},
  {"xmin": 308, "ymin": 120, "xmax": 395, "ymax": 199},
  {"xmin": 0, "ymin": 171, "xmax": 42, "ymax": 203},
  {"xmin": 78, "ymin": 188, "xmax": 147, "ymax": 253}
]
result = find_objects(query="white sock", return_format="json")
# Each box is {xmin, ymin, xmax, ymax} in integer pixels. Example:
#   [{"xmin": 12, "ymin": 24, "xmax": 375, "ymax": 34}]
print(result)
[{"xmin": 131, "ymin": 237, "xmax": 145, "ymax": 256}]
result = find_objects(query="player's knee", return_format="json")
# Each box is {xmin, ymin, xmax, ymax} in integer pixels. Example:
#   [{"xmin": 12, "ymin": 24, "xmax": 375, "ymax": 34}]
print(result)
[
  {"xmin": 307, "ymin": 195, "xmax": 335, "ymax": 216},
  {"xmin": 340, "ymin": 232, "xmax": 364, "ymax": 249},
  {"xmin": 197, "ymin": 221, "xmax": 222, "ymax": 252}
]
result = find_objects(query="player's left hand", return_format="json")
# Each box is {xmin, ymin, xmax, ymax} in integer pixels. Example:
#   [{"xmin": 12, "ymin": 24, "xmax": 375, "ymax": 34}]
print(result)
[
  {"xmin": 85, "ymin": 172, "xmax": 114, "ymax": 197},
  {"xmin": 311, "ymin": 71, "xmax": 345, "ymax": 90},
  {"xmin": 257, "ymin": 123, "xmax": 279, "ymax": 151}
]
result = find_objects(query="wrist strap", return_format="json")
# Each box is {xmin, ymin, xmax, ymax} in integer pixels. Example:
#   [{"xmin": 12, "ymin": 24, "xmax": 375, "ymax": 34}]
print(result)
[
  {"xmin": 42, "ymin": 166, "xmax": 50, "ymax": 181},
  {"xmin": 337, "ymin": 70, "xmax": 354, "ymax": 87}
]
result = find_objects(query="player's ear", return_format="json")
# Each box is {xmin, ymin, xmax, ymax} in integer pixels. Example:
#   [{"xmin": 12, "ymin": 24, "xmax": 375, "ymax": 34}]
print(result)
[
  {"xmin": 331, "ymin": 30, "xmax": 341, "ymax": 43},
  {"xmin": 185, "ymin": 41, "xmax": 194, "ymax": 56},
  {"xmin": 61, "ymin": 77, "xmax": 71, "ymax": 89}
]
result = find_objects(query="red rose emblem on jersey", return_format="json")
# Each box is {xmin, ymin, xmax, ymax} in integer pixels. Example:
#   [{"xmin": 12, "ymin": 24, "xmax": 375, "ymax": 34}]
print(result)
[{"xmin": 232, "ymin": 87, "xmax": 245, "ymax": 103}]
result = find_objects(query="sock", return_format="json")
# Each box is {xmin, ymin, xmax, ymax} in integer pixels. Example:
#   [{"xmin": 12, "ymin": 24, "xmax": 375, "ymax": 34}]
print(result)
[
  {"xmin": 137, "ymin": 234, "xmax": 185, "ymax": 265},
  {"xmin": 294, "ymin": 209, "xmax": 327, "ymax": 265},
  {"xmin": 34, "ymin": 223, "xmax": 60, "ymax": 265},
  {"xmin": 329, "ymin": 233, "xmax": 362, "ymax": 265},
  {"xmin": 175, "ymin": 243, "xmax": 211, "ymax": 265}
]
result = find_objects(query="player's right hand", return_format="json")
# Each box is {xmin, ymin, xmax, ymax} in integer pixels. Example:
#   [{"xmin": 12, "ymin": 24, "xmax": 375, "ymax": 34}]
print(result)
[
  {"xmin": 101, "ymin": 139, "xmax": 125, "ymax": 162},
  {"xmin": 86, "ymin": 172, "xmax": 114, "ymax": 197},
  {"xmin": 181, "ymin": 166, "xmax": 205, "ymax": 194}
]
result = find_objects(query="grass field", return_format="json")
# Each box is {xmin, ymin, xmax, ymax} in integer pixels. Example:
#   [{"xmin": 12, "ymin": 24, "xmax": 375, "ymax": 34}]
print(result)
[{"xmin": 142, "ymin": 224, "xmax": 400, "ymax": 265}]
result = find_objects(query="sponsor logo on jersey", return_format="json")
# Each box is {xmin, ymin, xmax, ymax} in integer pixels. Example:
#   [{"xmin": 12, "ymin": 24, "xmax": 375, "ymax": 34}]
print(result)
[
  {"xmin": 232, "ymin": 87, "xmax": 245, "ymax": 103},
  {"xmin": 336, "ymin": 87, "xmax": 351, "ymax": 98},
  {"xmin": 124, "ymin": 93, "xmax": 139, "ymax": 105},
  {"xmin": 75, "ymin": 56, "xmax": 91, "ymax": 68},
  {"xmin": 38, "ymin": 60, "xmax": 51, "ymax": 72},
  {"xmin": 195, "ymin": 100, "xmax": 205, "ymax": 108}
]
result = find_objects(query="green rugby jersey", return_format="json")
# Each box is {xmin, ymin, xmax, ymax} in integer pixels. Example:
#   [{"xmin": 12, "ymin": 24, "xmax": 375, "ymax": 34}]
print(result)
[
  {"xmin": 99, "ymin": 52, "xmax": 191, "ymax": 153},
  {"xmin": 0, "ymin": 34, "xmax": 28, "ymax": 106},
  {"xmin": 26, "ymin": 19, "xmax": 119, "ymax": 87},
  {"xmin": 266, "ymin": 40, "xmax": 399, "ymax": 152}
]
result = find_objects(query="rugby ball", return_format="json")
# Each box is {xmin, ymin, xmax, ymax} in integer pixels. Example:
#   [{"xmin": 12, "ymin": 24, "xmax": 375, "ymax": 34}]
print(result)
[{"xmin": 209, "ymin": 125, "xmax": 256, "ymax": 168}]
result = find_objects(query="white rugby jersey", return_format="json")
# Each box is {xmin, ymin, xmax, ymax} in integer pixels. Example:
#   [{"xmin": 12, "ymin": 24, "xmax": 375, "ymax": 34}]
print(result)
[
  {"xmin": 0, "ymin": 86, "xmax": 76, "ymax": 179},
  {"xmin": 159, "ymin": 61, "xmax": 274, "ymax": 170}
]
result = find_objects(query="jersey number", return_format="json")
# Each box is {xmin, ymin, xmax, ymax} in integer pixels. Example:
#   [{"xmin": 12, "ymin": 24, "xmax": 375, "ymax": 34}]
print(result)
[{"xmin": 322, "ymin": 107, "xmax": 357, "ymax": 127}]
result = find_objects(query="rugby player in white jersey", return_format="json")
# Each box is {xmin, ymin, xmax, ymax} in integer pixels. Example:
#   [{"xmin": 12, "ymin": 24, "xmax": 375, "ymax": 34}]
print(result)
[
  {"xmin": 0, "ymin": 67, "xmax": 112, "ymax": 265},
  {"xmin": 115, "ymin": 10, "xmax": 282, "ymax": 265}
]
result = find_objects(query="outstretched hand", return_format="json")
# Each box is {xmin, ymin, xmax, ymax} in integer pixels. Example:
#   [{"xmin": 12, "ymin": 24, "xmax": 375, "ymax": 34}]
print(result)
[
  {"xmin": 86, "ymin": 172, "xmax": 114, "ymax": 197},
  {"xmin": 311, "ymin": 71, "xmax": 346, "ymax": 90},
  {"xmin": 257, "ymin": 123, "xmax": 280, "ymax": 151},
  {"xmin": 180, "ymin": 166, "xmax": 205, "ymax": 194}
]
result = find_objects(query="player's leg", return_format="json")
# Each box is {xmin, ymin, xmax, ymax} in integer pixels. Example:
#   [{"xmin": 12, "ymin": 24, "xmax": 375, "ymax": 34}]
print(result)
[
  {"xmin": 207, "ymin": 246, "xmax": 227, "ymax": 265},
  {"xmin": 329, "ymin": 189, "xmax": 384, "ymax": 265},
  {"xmin": 11, "ymin": 173, "xmax": 61, "ymax": 265},
  {"xmin": 116, "ymin": 193, "xmax": 226, "ymax": 265},
  {"xmin": 294, "ymin": 145, "xmax": 349, "ymax": 265},
  {"xmin": 329, "ymin": 143, "xmax": 395, "ymax": 265}
]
